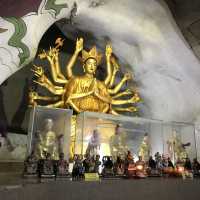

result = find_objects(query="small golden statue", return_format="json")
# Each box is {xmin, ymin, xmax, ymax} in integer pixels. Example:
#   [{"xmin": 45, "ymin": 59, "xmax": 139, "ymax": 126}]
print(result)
[
  {"xmin": 167, "ymin": 131, "xmax": 189, "ymax": 162},
  {"xmin": 30, "ymin": 38, "xmax": 140, "ymax": 114},
  {"xmin": 109, "ymin": 124, "xmax": 128, "ymax": 159},
  {"xmin": 138, "ymin": 133, "xmax": 150, "ymax": 161},
  {"xmin": 86, "ymin": 129, "xmax": 101, "ymax": 157},
  {"xmin": 36, "ymin": 118, "xmax": 58, "ymax": 160}
]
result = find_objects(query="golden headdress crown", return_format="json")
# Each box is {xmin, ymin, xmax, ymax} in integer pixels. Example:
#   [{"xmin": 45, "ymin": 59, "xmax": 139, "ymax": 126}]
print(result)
[{"xmin": 82, "ymin": 46, "xmax": 102, "ymax": 65}]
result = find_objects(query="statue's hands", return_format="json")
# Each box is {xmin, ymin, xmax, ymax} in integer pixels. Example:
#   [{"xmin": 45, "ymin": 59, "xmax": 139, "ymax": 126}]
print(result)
[
  {"xmin": 129, "ymin": 93, "xmax": 140, "ymax": 103},
  {"xmin": 123, "ymin": 72, "xmax": 132, "ymax": 81},
  {"xmin": 106, "ymin": 44, "xmax": 112, "ymax": 58},
  {"xmin": 47, "ymin": 47, "xmax": 58, "ymax": 62},
  {"xmin": 75, "ymin": 38, "xmax": 83, "ymax": 53},
  {"xmin": 32, "ymin": 65, "xmax": 44, "ymax": 77},
  {"xmin": 32, "ymin": 65, "xmax": 48, "ymax": 86},
  {"xmin": 38, "ymin": 45, "xmax": 59, "ymax": 62},
  {"xmin": 29, "ymin": 91, "xmax": 39, "ymax": 100},
  {"xmin": 38, "ymin": 50, "xmax": 47, "ymax": 59},
  {"xmin": 34, "ymin": 74, "xmax": 47, "ymax": 87}
]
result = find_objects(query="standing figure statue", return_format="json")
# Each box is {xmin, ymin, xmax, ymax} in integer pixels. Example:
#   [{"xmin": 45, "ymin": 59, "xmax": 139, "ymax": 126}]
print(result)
[
  {"xmin": 167, "ymin": 131, "xmax": 189, "ymax": 162},
  {"xmin": 30, "ymin": 38, "xmax": 140, "ymax": 115},
  {"xmin": 138, "ymin": 133, "xmax": 151, "ymax": 162},
  {"xmin": 110, "ymin": 124, "xmax": 128, "ymax": 160},
  {"xmin": 36, "ymin": 118, "xmax": 58, "ymax": 160},
  {"xmin": 86, "ymin": 129, "xmax": 100, "ymax": 157}
]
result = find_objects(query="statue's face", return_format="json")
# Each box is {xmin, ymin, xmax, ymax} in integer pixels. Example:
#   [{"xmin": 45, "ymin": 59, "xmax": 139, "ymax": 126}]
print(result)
[
  {"xmin": 45, "ymin": 119, "xmax": 53, "ymax": 131},
  {"xmin": 84, "ymin": 58, "xmax": 97, "ymax": 75}
]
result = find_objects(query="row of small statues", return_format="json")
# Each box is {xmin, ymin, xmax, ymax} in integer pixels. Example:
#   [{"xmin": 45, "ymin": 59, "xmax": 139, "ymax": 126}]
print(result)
[
  {"xmin": 69, "ymin": 152, "xmax": 200, "ymax": 178},
  {"xmin": 24, "ymin": 152, "xmax": 69, "ymax": 178},
  {"xmin": 24, "ymin": 150, "xmax": 200, "ymax": 179},
  {"xmin": 148, "ymin": 152, "xmax": 200, "ymax": 172}
]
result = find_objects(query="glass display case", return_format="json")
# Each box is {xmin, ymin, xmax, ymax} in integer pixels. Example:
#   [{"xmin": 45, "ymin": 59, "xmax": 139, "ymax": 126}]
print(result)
[
  {"xmin": 75, "ymin": 112, "xmax": 162, "ymax": 161},
  {"xmin": 27, "ymin": 106, "xmax": 72, "ymax": 160},
  {"xmin": 75, "ymin": 111, "xmax": 197, "ymax": 163}
]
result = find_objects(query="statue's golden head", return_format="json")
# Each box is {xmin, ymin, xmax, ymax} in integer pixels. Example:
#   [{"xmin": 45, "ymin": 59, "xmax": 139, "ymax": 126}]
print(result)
[
  {"xmin": 82, "ymin": 46, "xmax": 102, "ymax": 66},
  {"xmin": 81, "ymin": 46, "xmax": 102, "ymax": 75}
]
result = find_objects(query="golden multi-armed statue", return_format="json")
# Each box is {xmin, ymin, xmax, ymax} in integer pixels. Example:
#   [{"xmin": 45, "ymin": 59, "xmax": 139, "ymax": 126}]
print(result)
[{"xmin": 29, "ymin": 38, "xmax": 140, "ymax": 114}]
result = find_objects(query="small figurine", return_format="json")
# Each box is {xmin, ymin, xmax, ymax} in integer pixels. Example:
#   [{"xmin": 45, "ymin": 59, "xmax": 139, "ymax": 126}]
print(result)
[
  {"xmin": 155, "ymin": 152, "xmax": 163, "ymax": 170},
  {"xmin": 57, "ymin": 152, "xmax": 69, "ymax": 177},
  {"xmin": 162, "ymin": 156, "xmax": 174, "ymax": 177},
  {"xmin": 39, "ymin": 152, "xmax": 55, "ymax": 177},
  {"xmin": 183, "ymin": 157, "xmax": 193, "ymax": 179},
  {"xmin": 102, "ymin": 156, "xmax": 114, "ymax": 177},
  {"xmin": 114, "ymin": 156, "xmax": 125, "ymax": 176},
  {"xmin": 94, "ymin": 155, "xmax": 101, "ymax": 173},
  {"xmin": 147, "ymin": 156, "xmax": 161, "ymax": 177},
  {"xmin": 83, "ymin": 154, "xmax": 91, "ymax": 173},
  {"xmin": 161, "ymin": 155, "xmax": 169, "ymax": 168},
  {"xmin": 125, "ymin": 150, "xmax": 134, "ymax": 165},
  {"xmin": 72, "ymin": 154, "xmax": 83, "ymax": 180},
  {"xmin": 24, "ymin": 152, "xmax": 38, "ymax": 175},
  {"xmin": 125, "ymin": 151, "xmax": 135, "ymax": 177},
  {"xmin": 167, "ymin": 130, "xmax": 190, "ymax": 163},
  {"xmin": 134, "ymin": 156, "xmax": 147, "ymax": 178},
  {"xmin": 138, "ymin": 133, "xmax": 150, "ymax": 162},
  {"xmin": 192, "ymin": 158, "xmax": 200, "ymax": 177},
  {"xmin": 148, "ymin": 156, "xmax": 156, "ymax": 169}
]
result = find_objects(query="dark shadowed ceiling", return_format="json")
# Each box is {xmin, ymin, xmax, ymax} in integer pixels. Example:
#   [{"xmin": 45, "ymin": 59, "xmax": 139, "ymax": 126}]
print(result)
[{"xmin": 164, "ymin": 0, "xmax": 200, "ymax": 59}]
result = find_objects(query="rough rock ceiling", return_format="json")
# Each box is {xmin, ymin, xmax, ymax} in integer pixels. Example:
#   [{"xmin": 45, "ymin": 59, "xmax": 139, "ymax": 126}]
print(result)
[
  {"xmin": 55, "ymin": 0, "xmax": 200, "ymax": 123},
  {"xmin": 1, "ymin": 0, "xmax": 200, "ymax": 124}
]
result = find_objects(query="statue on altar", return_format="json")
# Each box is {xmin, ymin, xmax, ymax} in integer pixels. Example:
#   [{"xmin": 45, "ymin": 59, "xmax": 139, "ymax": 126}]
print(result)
[
  {"xmin": 138, "ymin": 133, "xmax": 150, "ymax": 161},
  {"xmin": 29, "ymin": 37, "xmax": 140, "ymax": 115},
  {"xmin": 36, "ymin": 118, "xmax": 58, "ymax": 160},
  {"xmin": 86, "ymin": 129, "xmax": 100, "ymax": 157},
  {"xmin": 167, "ymin": 131, "xmax": 190, "ymax": 162},
  {"xmin": 109, "ymin": 124, "xmax": 128, "ymax": 159}
]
